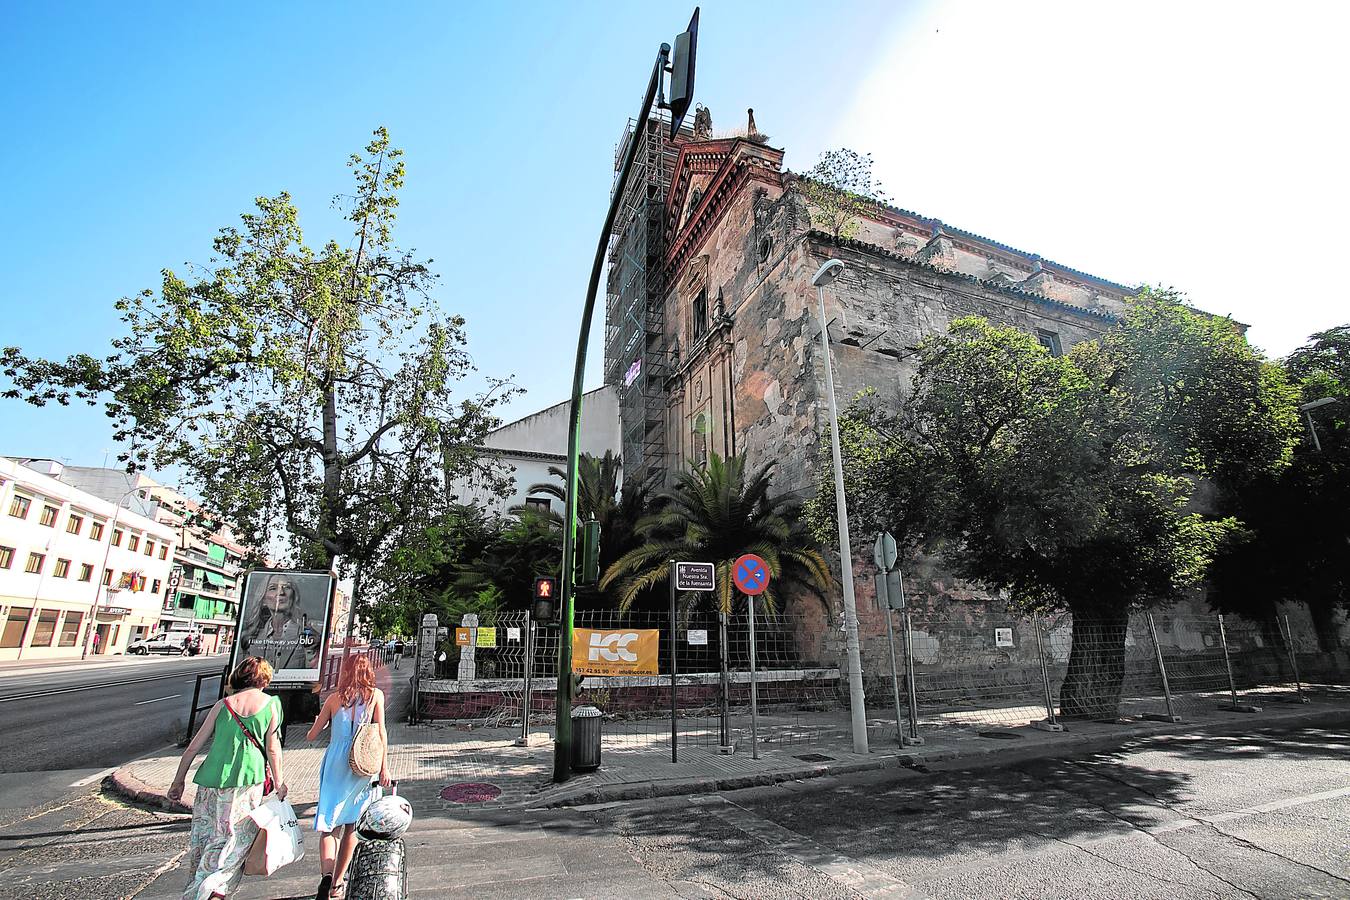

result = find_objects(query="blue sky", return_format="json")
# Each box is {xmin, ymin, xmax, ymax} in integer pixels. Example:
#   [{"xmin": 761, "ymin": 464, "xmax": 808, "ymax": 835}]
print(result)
[{"xmin": 3, "ymin": 1, "xmax": 1346, "ymax": 470}]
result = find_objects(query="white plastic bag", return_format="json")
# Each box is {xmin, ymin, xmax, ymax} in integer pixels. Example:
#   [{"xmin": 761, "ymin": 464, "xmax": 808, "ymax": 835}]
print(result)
[{"xmin": 244, "ymin": 795, "xmax": 305, "ymax": 876}]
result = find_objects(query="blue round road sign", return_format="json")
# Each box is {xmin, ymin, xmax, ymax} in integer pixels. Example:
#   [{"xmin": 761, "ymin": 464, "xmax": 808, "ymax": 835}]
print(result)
[{"xmin": 733, "ymin": 554, "xmax": 770, "ymax": 596}]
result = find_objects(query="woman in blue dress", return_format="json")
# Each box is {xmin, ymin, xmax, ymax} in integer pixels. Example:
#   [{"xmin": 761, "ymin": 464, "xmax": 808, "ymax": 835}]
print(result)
[{"xmin": 306, "ymin": 655, "xmax": 390, "ymax": 900}]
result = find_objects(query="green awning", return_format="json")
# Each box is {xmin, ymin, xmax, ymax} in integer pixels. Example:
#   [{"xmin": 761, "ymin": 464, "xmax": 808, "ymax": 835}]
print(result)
[{"xmin": 204, "ymin": 571, "xmax": 228, "ymax": 586}]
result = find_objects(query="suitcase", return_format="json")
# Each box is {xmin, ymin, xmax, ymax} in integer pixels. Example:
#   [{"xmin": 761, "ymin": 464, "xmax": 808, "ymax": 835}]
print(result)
[
  {"xmin": 346, "ymin": 782, "xmax": 411, "ymax": 900},
  {"xmin": 346, "ymin": 836, "xmax": 407, "ymax": 900}
]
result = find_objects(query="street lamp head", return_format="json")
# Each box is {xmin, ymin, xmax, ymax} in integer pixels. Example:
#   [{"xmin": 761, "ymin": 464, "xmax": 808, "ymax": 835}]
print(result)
[
  {"xmin": 1299, "ymin": 397, "xmax": 1338, "ymax": 412},
  {"xmin": 812, "ymin": 259, "xmax": 845, "ymax": 288}
]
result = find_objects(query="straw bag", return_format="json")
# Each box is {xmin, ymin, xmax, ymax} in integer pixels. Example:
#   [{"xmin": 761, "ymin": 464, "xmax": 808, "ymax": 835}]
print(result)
[{"xmin": 349, "ymin": 698, "xmax": 384, "ymax": 777}]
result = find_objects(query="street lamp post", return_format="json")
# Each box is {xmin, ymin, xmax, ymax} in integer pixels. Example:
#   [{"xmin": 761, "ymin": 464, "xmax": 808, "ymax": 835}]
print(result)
[
  {"xmin": 1299, "ymin": 397, "xmax": 1336, "ymax": 453},
  {"xmin": 812, "ymin": 258, "xmax": 869, "ymax": 754}
]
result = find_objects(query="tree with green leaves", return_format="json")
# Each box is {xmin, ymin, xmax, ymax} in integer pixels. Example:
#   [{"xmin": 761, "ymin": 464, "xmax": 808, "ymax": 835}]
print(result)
[
  {"xmin": 601, "ymin": 453, "xmax": 833, "ymax": 614},
  {"xmin": 811, "ymin": 291, "xmax": 1301, "ymax": 717},
  {"xmin": 797, "ymin": 148, "xmax": 890, "ymax": 242},
  {"xmin": 2, "ymin": 129, "xmax": 515, "ymax": 622},
  {"xmin": 1209, "ymin": 323, "xmax": 1349, "ymax": 649}
]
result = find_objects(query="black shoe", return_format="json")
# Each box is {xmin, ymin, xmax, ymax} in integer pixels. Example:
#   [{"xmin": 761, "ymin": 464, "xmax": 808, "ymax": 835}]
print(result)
[{"xmin": 316, "ymin": 873, "xmax": 333, "ymax": 900}]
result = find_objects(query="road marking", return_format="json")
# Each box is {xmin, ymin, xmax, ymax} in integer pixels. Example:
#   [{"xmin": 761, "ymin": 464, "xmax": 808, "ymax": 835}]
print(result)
[
  {"xmin": 134, "ymin": 694, "xmax": 181, "ymax": 706},
  {"xmin": 1148, "ymin": 785, "xmax": 1350, "ymax": 835},
  {"xmin": 0, "ymin": 669, "xmax": 220, "ymax": 703},
  {"xmin": 69, "ymin": 766, "xmax": 120, "ymax": 787}
]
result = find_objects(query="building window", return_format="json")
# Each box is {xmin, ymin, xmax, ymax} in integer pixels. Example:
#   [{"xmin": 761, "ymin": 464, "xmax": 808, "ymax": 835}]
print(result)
[
  {"xmin": 102, "ymin": 568, "xmax": 113, "ymax": 586},
  {"xmin": 0, "ymin": 607, "xmax": 31, "ymax": 649},
  {"xmin": 1036, "ymin": 329, "xmax": 1063, "ymax": 357},
  {"xmin": 25, "ymin": 552, "xmax": 45, "ymax": 575},
  {"xmin": 54, "ymin": 558, "xmax": 71, "ymax": 579},
  {"xmin": 127, "ymin": 534, "xmax": 140, "ymax": 552},
  {"xmin": 29, "ymin": 609, "xmax": 59, "ymax": 647},
  {"xmin": 144, "ymin": 540, "xmax": 155, "ymax": 557},
  {"xmin": 58, "ymin": 612, "xmax": 83, "ymax": 647},
  {"xmin": 111, "ymin": 528, "xmax": 123, "ymax": 547},
  {"xmin": 39, "ymin": 505, "xmax": 59, "ymax": 527},
  {"xmin": 159, "ymin": 545, "xmax": 169, "ymax": 560},
  {"xmin": 152, "ymin": 578, "xmax": 162, "ymax": 594},
  {"xmin": 0, "ymin": 546, "xmax": 13, "ymax": 569},
  {"xmin": 78, "ymin": 563, "xmax": 94, "ymax": 582},
  {"xmin": 692, "ymin": 289, "xmax": 708, "ymax": 341},
  {"xmin": 66, "ymin": 513, "xmax": 84, "ymax": 535},
  {"xmin": 9, "ymin": 495, "xmax": 32, "ymax": 519},
  {"xmin": 525, "ymin": 497, "xmax": 552, "ymax": 514},
  {"xmin": 90, "ymin": 521, "xmax": 105, "ymax": 541}
]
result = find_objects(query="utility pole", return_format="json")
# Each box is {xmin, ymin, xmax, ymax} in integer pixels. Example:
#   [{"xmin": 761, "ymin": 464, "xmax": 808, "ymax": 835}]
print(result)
[{"xmin": 554, "ymin": 10, "xmax": 700, "ymax": 783}]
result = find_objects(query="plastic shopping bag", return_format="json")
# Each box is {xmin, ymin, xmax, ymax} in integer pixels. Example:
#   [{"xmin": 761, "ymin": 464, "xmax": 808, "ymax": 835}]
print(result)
[{"xmin": 244, "ymin": 795, "xmax": 305, "ymax": 876}]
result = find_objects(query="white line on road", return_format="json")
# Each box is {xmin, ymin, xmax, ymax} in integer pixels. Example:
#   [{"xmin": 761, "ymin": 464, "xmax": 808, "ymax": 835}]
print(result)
[
  {"xmin": 69, "ymin": 766, "xmax": 120, "ymax": 787},
  {"xmin": 1148, "ymin": 784, "xmax": 1350, "ymax": 834},
  {"xmin": 134, "ymin": 694, "xmax": 181, "ymax": 706},
  {"xmin": 0, "ymin": 670, "xmax": 219, "ymax": 703}
]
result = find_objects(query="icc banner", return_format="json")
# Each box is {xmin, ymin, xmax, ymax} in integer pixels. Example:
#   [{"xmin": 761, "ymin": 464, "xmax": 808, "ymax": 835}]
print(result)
[{"xmin": 571, "ymin": 628, "xmax": 660, "ymax": 677}]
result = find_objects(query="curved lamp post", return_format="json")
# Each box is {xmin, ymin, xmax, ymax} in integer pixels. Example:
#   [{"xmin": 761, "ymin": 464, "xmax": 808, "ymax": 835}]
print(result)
[{"xmin": 813, "ymin": 258, "xmax": 869, "ymax": 754}]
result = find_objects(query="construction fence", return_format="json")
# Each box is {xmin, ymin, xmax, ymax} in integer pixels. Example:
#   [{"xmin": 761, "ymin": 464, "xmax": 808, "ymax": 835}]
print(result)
[{"xmin": 413, "ymin": 604, "xmax": 1348, "ymax": 756}]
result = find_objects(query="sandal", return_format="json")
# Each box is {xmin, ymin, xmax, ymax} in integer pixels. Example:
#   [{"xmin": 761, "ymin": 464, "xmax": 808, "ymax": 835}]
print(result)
[{"xmin": 330, "ymin": 880, "xmax": 346, "ymax": 900}]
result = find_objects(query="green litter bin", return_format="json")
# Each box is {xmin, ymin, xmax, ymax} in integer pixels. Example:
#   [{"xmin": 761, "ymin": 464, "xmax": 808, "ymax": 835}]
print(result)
[{"xmin": 571, "ymin": 705, "xmax": 603, "ymax": 772}]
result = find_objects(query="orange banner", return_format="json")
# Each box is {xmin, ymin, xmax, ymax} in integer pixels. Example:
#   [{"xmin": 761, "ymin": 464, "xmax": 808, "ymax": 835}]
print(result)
[
  {"xmin": 572, "ymin": 628, "xmax": 660, "ymax": 676},
  {"xmin": 455, "ymin": 627, "xmax": 472, "ymax": 646}
]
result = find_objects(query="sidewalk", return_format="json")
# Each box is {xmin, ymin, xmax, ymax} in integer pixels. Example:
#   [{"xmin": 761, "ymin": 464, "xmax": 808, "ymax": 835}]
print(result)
[{"xmin": 111, "ymin": 675, "xmax": 1350, "ymax": 819}]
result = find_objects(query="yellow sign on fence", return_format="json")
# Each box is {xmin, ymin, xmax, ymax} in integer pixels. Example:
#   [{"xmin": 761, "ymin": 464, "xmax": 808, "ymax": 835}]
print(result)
[
  {"xmin": 571, "ymin": 628, "xmax": 660, "ymax": 677},
  {"xmin": 476, "ymin": 627, "xmax": 497, "ymax": 648}
]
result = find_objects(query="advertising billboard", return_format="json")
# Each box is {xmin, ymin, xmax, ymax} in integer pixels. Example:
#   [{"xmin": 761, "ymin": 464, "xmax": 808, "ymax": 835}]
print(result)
[{"xmin": 233, "ymin": 569, "xmax": 334, "ymax": 684}]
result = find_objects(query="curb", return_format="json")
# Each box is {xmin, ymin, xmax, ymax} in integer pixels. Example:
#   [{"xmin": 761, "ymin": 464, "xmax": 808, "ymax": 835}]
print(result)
[
  {"xmin": 106, "ymin": 769, "xmax": 191, "ymax": 815},
  {"xmin": 529, "ymin": 704, "xmax": 1350, "ymax": 810}
]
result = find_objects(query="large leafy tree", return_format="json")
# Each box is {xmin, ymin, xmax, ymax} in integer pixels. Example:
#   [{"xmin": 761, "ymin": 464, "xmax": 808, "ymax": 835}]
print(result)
[
  {"xmin": 2, "ymin": 129, "xmax": 514, "ymax": 619},
  {"xmin": 1209, "ymin": 324, "xmax": 1350, "ymax": 649},
  {"xmin": 514, "ymin": 451, "xmax": 653, "ymax": 608},
  {"xmin": 601, "ymin": 453, "xmax": 832, "ymax": 614},
  {"xmin": 812, "ymin": 292, "xmax": 1301, "ymax": 717}
]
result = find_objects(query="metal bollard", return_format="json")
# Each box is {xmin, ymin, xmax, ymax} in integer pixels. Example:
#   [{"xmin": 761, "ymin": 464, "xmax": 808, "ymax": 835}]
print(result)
[
  {"xmin": 1216, "ymin": 615, "xmax": 1260, "ymax": 713},
  {"xmin": 1144, "ymin": 613, "xmax": 1181, "ymax": 722},
  {"xmin": 1031, "ymin": 613, "xmax": 1065, "ymax": 732},
  {"xmin": 1281, "ymin": 614, "xmax": 1309, "ymax": 704}
]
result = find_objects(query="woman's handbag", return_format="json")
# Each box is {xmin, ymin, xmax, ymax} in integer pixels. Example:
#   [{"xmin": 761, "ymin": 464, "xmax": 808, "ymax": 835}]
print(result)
[
  {"xmin": 244, "ymin": 794, "xmax": 305, "ymax": 876},
  {"xmin": 349, "ymin": 699, "xmax": 385, "ymax": 777}
]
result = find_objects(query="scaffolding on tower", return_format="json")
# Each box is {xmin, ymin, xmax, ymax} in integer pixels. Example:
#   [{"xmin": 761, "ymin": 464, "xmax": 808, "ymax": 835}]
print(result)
[{"xmin": 603, "ymin": 111, "xmax": 685, "ymax": 490}]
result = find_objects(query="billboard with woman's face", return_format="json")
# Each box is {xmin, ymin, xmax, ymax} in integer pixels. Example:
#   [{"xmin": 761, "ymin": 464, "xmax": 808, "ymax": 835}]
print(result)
[{"xmin": 234, "ymin": 569, "xmax": 334, "ymax": 683}]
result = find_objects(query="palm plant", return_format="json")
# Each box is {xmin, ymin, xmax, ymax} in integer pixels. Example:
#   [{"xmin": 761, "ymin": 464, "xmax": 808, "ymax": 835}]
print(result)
[
  {"xmin": 513, "ymin": 451, "xmax": 653, "ymax": 607},
  {"xmin": 601, "ymin": 453, "xmax": 833, "ymax": 613}
]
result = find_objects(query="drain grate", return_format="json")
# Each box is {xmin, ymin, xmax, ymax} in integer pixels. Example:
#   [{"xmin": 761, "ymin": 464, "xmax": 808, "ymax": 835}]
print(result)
[
  {"xmin": 977, "ymin": 730, "xmax": 1023, "ymax": 740},
  {"xmin": 794, "ymin": 753, "xmax": 836, "ymax": 763}
]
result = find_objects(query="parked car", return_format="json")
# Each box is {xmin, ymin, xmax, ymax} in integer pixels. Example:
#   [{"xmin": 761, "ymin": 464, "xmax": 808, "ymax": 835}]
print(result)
[{"xmin": 128, "ymin": 632, "xmax": 198, "ymax": 655}]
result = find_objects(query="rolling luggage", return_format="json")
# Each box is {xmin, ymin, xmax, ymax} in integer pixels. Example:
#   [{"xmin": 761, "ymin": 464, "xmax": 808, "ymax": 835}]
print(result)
[{"xmin": 346, "ymin": 781, "xmax": 413, "ymax": 900}]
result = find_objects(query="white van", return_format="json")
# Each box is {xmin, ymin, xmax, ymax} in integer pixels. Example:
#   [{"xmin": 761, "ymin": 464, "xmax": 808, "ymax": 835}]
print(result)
[{"xmin": 128, "ymin": 632, "xmax": 196, "ymax": 655}]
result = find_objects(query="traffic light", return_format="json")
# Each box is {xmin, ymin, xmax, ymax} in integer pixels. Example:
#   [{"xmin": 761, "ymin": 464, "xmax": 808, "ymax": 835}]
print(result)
[
  {"xmin": 532, "ymin": 576, "xmax": 557, "ymax": 623},
  {"xmin": 579, "ymin": 519, "xmax": 602, "ymax": 586}
]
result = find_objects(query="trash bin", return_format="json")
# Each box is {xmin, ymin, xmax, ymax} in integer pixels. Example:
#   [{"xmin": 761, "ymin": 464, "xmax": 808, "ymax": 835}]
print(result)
[{"xmin": 571, "ymin": 705, "xmax": 603, "ymax": 772}]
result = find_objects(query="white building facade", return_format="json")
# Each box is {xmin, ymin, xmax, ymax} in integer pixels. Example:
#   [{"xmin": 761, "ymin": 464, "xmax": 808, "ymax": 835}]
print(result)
[
  {"xmin": 0, "ymin": 458, "xmax": 176, "ymax": 661},
  {"xmin": 456, "ymin": 385, "xmax": 622, "ymax": 515}
]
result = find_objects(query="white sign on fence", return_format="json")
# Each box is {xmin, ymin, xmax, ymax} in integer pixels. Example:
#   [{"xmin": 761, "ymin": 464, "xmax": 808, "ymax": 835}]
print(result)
[
  {"xmin": 507, "ymin": 627, "xmax": 522, "ymax": 642},
  {"xmin": 687, "ymin": 629, "xmax": 708, "ymax": 646},
  {"xmin": 995, "ymin": 627, "xmax": 1014, "ymax": 648}
]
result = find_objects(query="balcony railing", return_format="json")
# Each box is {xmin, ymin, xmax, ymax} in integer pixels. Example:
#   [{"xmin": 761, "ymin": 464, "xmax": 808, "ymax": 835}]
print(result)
[{"xmin": 175, "ymin": 548, "xmax": 241, "ymax": 577}]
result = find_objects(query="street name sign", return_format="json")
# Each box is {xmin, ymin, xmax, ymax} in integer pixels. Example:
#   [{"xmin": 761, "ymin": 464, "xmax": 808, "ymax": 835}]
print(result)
[{"xmin": 674, "ymin": 561, "xmax": 715, "ymax": 592}]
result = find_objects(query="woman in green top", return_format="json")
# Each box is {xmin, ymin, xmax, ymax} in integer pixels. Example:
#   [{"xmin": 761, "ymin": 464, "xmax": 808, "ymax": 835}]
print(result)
[{"xmin": 169, "ymin": 656, "xmax": 288, "ymax": 900}]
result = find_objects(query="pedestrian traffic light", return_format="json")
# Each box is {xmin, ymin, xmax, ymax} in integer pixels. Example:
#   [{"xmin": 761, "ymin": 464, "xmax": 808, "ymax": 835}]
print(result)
[
  {"xmin": 532, "ymin": 577, "xmax": 557, "ymax": 623},
  {"xmin": 579, "ymin": 519, "xmax": 602, "ymax": 586}
]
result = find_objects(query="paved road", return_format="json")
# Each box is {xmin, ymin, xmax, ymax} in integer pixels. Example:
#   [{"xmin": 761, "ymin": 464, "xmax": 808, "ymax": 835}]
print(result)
[
  {"xmin": 0, "ymin": 723, "xmax": 1345, "ymax": 899},
  {"xmin": 0, "ymin": 655, "xmax": 228, "ymax": 774}
]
